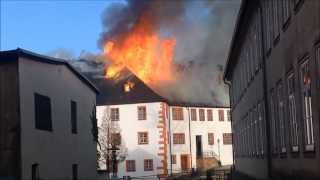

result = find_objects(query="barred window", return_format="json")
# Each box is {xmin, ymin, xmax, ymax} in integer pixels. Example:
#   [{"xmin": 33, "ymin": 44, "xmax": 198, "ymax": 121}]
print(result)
[
  {"xmin": 300, "ymin": 59, "xmax": 314, "ymax": 151},
  {"xmin": 218, "ymin": 110, "xmax": 224, "ymax": 121},
  {"xmin": 110, "ymin": 108, "xmax": 119, "ymax": 121},
  {"xmin": 207, "ymin": 109, "xmax": 213, "ymax": 121},
  {"xmin": 138, "ymin": 132, "xmax": 148, "ymax": 145},
  {"xmin": 208, "ymin": 133, "xmax": 214, "ymax": 145},
  {"xmin": 137, "ymin": 106, "xmax": 147, "ymax": 120},
  {"xmin": 199, "ymin": 109, "xmax": 205, "ymax": 121},
  {"xmin": 126, "ymin": 160, "xmax": 136, "ymax": 172},
  {"xmin": 223, "ymin": 133, "xmax": 232, "ymax": 145},
  {"xmin": 278, "ymin": 82, "xmax": 286, "ymax": 153},
  {"xmin": 191, "ymin": 109, "xmax": 197, "ymax": 121},
  {"xmin": 144, "ymin": 159, "xmax": 153, "ymax": 171},
  {"xmin": 287, "ymin": 73, "xmax": 299, "ymax": 152},
  {"xmin": 172, "ymin": 108, "xmax": 184, "ymax": 120},
  {"xmin": 227, "ymin": 110, "xmax": 231, "ymax": 121},
  {"xmin": 111, "ymin": 133, "xmax": 121, "ymax": 146},
  {"xmin": 173, "ymin": 133, "xmax": 185, "ymax": 144}
]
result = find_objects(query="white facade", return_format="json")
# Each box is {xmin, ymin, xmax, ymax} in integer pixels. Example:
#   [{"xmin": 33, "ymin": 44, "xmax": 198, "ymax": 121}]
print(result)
[
  {"xmin": 97, "ymin": 102, "xmax": 232, "ymax": 178},
  {"xmin": 18, "ymin": 56, "xmax": 98, "ymax": 180}
]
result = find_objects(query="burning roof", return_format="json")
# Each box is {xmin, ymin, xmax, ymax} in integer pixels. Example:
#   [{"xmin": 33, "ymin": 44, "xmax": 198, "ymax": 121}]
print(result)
[{"xmin": 87, "ymin": 68, "xmax": 228, "ymax": 108}]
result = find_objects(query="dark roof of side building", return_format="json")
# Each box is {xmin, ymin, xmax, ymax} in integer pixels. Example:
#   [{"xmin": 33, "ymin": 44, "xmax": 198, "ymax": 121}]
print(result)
[
  {"xmin": 0, "ymin": 48, "xmax": 99, "ymax": 94},
  {"xmin": 224, "ymin": 0, "xmax": 248, "ymax": 81},
  {"xmin": 87, "ymin": 68, "xmax": 229, "ymax": 108}
]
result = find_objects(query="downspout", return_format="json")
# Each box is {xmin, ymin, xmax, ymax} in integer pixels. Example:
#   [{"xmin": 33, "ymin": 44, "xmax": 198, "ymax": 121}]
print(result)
[
  {"xmin": 168, "ymin": 106, "xmax": 173, "ymax": 175},
  {"xmin": 224, "ymin": 80, "xmax": 235, "ymax": 170},
  {"xmin": 187, "ymin": 107, "xmax": 193, "ymax": 170},
  {"xmin": 258, "ymin": 3, "xmax": 272, "ymax": 179}
]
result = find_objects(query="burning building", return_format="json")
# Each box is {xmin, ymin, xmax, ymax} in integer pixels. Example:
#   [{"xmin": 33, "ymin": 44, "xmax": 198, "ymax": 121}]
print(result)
[
  {"xmin": 92, "ymin": 69, "xmax": 233, "ymax": 178},
  {"xmin": 0, "ymin": 48, "xmax": 99, "ymax": 180}
]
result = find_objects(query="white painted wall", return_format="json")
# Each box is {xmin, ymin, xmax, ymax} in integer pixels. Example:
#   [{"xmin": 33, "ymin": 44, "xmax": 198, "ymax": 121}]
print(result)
[
  {"xmin": 97, "ymin": 102, "xmax": 233, "ymax": 178},
  {"xmin": 169, "ymin": 107, "xmax": 233, "ymax": 172},
  {"xmin": 19, "ymin": 58, "xmax": 97, "ymax": 180},
  {"xmin": 97, "ymin": 102, "xmax": 164, "ymax": 179}
]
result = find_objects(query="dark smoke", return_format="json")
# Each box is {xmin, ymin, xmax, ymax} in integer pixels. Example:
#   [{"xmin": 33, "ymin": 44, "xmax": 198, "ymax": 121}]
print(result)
[{"xmin": 97, "ymin": 0, "xmax": 240, "ymax": 106}]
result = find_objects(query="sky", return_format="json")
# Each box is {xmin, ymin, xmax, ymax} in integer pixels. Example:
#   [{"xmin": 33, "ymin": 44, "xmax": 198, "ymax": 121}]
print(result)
[{"xmin": 0, "ymin": 0, "xmax": 120, "ymax": 55}]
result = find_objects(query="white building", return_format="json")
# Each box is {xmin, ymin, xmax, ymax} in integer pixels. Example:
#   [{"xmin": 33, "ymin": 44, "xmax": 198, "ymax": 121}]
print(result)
[
  {"xmin": 94, "ymin": 71, "xmax": 233, "ymax": 179},
  {"xmin": 0, "ymin": 48, "xmax": 99, "ymax": 180}
]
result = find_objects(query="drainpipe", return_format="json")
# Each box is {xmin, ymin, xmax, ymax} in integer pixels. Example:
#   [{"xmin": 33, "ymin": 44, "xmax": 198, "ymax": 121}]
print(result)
[
  {"xmin": 224, "ymin": 80, "xmax": 236, "ymax": 170},
  {"xmin": 258, "ymin": 2, "xmax": 272, "ymax": 179},
  {"xmin": 168, "ymin": 106, "xmax": 173, "ymax": 175},
  {"xmin": 187, "ymin": 107, "xmax": 193, "ymax": 170}
]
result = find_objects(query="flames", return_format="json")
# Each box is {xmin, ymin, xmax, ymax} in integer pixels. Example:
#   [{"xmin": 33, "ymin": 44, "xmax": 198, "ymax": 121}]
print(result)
[{"xmin": 103, "ymin": 12, "xmax": 176, "ymax": 86}]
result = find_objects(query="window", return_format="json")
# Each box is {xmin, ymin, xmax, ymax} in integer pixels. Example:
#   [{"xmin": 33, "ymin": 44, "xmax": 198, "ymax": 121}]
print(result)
[
  {"xmin": 208, "ymin": 133, "xmax": 214, "ymax": 145},
  {"xmin": 71, "ymin": 101, "xmax": 77, "ymax": 134},
  {"xmin": 138, "ymin": 132, "xmax": 148, "ymax": 144},
  {"xmin": 32, "ymin": 164, "xmax": 39, "ymax": 180},
  {"xmin": 227, "ymin": 110, "xmax": 231, "ymax": 121},
  {"xmin": 144, "ymin": 159, "xmax": 153, "ymax": 171},
  {"xmin": 173, "ymin": 133, "xmax": 185, "ymax": 144},
  {"xmin": 218, "ymin": 110, "xmax": 224, "ymax": 121},
  {"xmin": 199, "ymin": 109, "xmax": 205, "ymax": 121},
  {"xmin": 270, "ymin": 92, "xmax": 278, "ymax": 153},
  {"xmin": 171, "ymin": 155, "xmax": 176, "ymax": 164},
  {"xmin": 191, "ymin": 109, "xmax": 197, "ymax": 121},
  {"xmin": 207, "ymin": 109, "xmax": 213, "ymax": 121},
  {"xmin": 300, "ymin": 59, "xmax": 314, "ymax": 150},
  {"xmin": 126, "ymin": 160, "xmax": 136, "ymax": 172},
  {"xmin": 223, "ymin": 133, "xmax": 232, "ymax": 145},
  {"xmin": 277, "ymin": 82, "xmax": 286, "ymax": 153},
  {"xmin": 72, "ymin": 164, "xmax": 78, "ymax": 180},
  {"xmin": 172, "ymin": 108, "xmax": 184, "ymax": 120},
  {"xmin": 317, "ymin": 46, "xmax": 320, "ymax": 83},
  {"xmin": 34, "ymin": 93, "xmax": 52, "ymax": 131},
  {"xmin": 287, "ymin": 73, "xmax": 299, "ymax": 151},
  {"xmin": 138, "ymin": 106, "xmax": 146, "ymax": 120},
  {"xmin": 111, "ymin": 133, "xmax": 121, "ymax": 146},
  {"xmin": 110, "ymin": 108, "xmax": 119, "ymax": 121}
]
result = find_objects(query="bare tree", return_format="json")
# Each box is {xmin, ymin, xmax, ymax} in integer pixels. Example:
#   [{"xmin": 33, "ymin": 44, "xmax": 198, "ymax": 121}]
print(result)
[{"xmin": 98, "ymin": 107, "xmax": 127, "ymax": 178}]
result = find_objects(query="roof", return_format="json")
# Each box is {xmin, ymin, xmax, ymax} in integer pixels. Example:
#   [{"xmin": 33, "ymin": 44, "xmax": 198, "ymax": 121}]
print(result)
[
  {"xmin": 0, "ymin": 48, "xmax": 99, "ymax": 94},
  {"xmin": 223, "ymin": 0, "xmax": 248, "ymax": 81},
  {"xmin": 87, "ymin": 68, "xmax": 167, "ymax": 106},
  {"xmin": 88, "ymin": 68, "xmax": 229, "ymax": 108}
]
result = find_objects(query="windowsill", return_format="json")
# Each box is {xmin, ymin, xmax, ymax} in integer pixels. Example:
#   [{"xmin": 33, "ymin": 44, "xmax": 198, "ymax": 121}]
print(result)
[
  {"xmin": 305, "ymin": 144, "xmax": 315, "ymax": 152},
  {"xmin": 291, "ymin": 146, "xmax": 299, "ymax": 152},
  {"xmin": 281, "ymin": 147, "xmax": 287, "ymax": 153}
]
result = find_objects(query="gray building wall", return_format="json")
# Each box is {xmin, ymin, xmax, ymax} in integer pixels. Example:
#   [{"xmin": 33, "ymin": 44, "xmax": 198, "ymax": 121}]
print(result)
[
  {"xmin": 0, "ymin": 59, "xmax": 21, "ymax": 179},
  {"xmin": 225, "ymin": 0, "xmax": 320, "ymax": 179}
]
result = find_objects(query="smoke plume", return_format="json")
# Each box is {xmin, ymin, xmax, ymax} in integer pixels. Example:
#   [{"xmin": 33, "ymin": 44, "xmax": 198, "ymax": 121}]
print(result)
[{"xmin": 97, "ymin": 0, "xmax": 240, "ymax": 106}]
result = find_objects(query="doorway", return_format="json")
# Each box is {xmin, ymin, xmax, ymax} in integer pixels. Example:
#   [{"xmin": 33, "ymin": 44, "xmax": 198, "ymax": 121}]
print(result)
[
  {"xmin": 180, "ymin": 154, "xmax": 190, "ymax": 171},
  {"xmin": 196, "ymin": 135, "xmax": 203, "ymax": 158}
]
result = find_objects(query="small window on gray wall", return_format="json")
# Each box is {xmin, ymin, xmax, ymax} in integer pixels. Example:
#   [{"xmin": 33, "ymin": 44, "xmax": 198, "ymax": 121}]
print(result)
[
  {"xmin": 34, "ymin": 93, "xmax": 52, "ymax": 131},
  {"xmin": 71, "ymin": 101, "xmax": 77, "ymax": 134}
]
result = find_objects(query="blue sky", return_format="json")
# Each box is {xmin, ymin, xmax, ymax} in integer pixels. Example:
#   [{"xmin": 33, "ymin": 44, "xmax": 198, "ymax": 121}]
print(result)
[{"xmin": 0, "ymin": 0, "xmax": 119, "ymax": 56}]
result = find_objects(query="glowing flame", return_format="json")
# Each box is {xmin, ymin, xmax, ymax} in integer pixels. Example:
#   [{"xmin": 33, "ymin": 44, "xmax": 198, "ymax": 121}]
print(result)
[
  {"xmin": 103, "ymin": 12, "xmax": 176, "ymax": 86},
  {"xmin": 124, "ymin": 81, "xmax": 135, "ymax": 92}
]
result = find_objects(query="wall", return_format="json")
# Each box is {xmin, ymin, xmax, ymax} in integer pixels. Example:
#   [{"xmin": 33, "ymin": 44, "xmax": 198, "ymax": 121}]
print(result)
[
  {"xmin": 97, "ymin": 102, "xmax": 164, "ymax": 179},
  {"xmin": 169, "ymin": 106, "xmax": 233, "ymax": 173},
  {"xmin": 0, "ymin": 59, "xmax": 20, "ymax": 179},
  {"xmin": 18, "ymin": 57, "xmax": 97, "ymax": 180}
]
